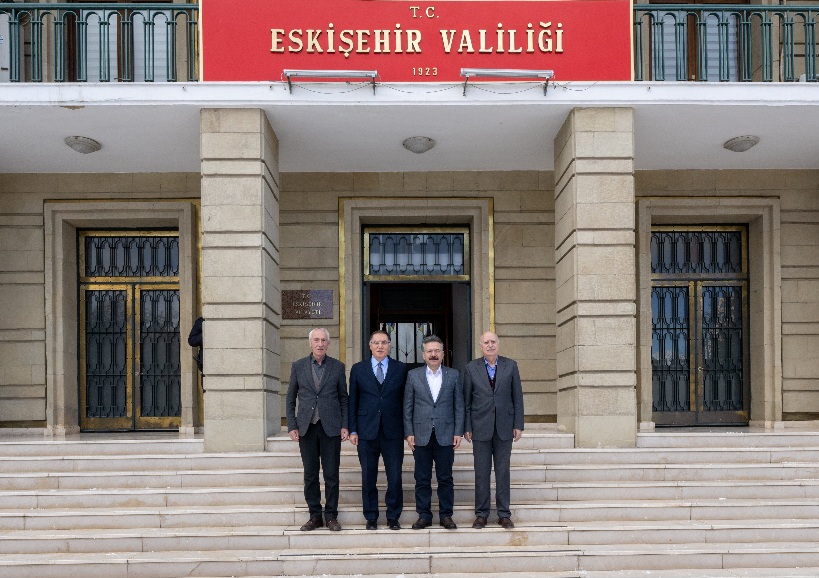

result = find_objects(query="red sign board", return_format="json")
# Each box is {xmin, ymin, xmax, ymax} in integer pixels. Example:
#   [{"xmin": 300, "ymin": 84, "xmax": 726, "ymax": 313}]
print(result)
[{"xmin": 201, "ymin": 0, "xmax": 633, "ymax": 82}]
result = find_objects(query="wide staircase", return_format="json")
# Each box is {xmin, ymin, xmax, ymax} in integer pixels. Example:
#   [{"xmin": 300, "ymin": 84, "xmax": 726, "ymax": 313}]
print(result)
[{"xmin": 1, "ymin": 428, "xmax": 819, "ymax": 578}]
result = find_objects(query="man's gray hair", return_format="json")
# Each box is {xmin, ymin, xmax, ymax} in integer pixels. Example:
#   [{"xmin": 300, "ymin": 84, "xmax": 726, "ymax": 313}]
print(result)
[
  {"xmin": 308, "ymin": 328, "xmax": 330, "ymax": 341},
  {"xmin": 422, "ymin": 334, "xmax": 444, "ymax": 348}
]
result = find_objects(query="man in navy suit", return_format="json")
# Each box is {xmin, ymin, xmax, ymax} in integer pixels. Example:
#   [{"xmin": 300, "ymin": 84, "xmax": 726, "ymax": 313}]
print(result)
[
  {"xmin": 464, "ymin": 331, "xmax": 524, "ymax": 529},
  {"xmin": 348, "ymin": 329, "xmax": 408, "ymax": 530},
  {"xmin": 403, "ymin": 335, "xmax": 464, "ymax": 530}
]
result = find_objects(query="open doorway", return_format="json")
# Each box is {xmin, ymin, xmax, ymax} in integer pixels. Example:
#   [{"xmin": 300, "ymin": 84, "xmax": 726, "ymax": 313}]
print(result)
[{"xmin": 364, "ymin": 282, "xmax": 471, "ymax": 373}]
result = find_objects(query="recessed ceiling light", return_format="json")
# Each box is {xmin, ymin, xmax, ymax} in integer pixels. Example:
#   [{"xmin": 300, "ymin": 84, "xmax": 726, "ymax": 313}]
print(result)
[
  {"xmin": 64, "ymin": 136, "xmax": 102, "ymax": 154},
  {"xmin": 402, "ymin": 136, "xmax": 436, "ymax": 154},
  {"xmin": 723, "ymin": 135, "xmax": 759, "ymax": 153}
]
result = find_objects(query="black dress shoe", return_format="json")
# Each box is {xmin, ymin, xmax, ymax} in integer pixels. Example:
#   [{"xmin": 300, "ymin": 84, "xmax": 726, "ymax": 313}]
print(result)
[
  {"xmin": 472, "ymin": 516, "xmax": 487, "ymax": 529},
  {"xmin": 498, "ymin": 517, "xmax": 515, "ymax": 529},
  {"xmin": 366, "ymin": 520, "xmax": 378, "ymax": 530},
  {"xmin": 387, "ymin": 519, "xmax": 401, "ymax": 530},
  {"xmin": 300, "ymin": 516, "xmax": 324, "ymax": 531},
  {"xmin": 326, "ymin": 518, "xmax": 342, "ymax": 531},
  {"xmin": 439, "ymin": 516, "xmax": 457, "ymax": 529},
  {"xmin": 411, "ymin": 517, "xmax": 432, "ymax": 529}
]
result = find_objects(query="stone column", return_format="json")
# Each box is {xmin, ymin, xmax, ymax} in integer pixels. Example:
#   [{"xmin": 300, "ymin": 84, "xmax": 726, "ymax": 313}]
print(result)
[
  {"xmin": 200, "ymin": 109, "xmax": 281, "ymax": 452},
  {"xmin": 553, "ymin": 108, "xmax": 637, "ymax": 448}
]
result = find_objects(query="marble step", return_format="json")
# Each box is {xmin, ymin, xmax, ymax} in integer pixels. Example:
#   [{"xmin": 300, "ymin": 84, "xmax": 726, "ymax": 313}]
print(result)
[
  {"xmin": 6, "ymin": 460, "xmax": 819, "ymax": 492},
  {"xmin": 0, "ymin": 542, "xmax": 818, "ymax": 578},
  {"xmin": 265, "ymin": 430, "xmax": 576, "ymax": 451},
  {"xmin": 1, "ymin": 520, "xmax": 818, "ymax": 554},
  {"xmin": 23, "ymin": 457, "xmax": 819, "ymax": 491},
  {"xmin": 637, "ymin": 430, "xmax": 819, "ymax": 449},
  {"xmin": 8, "ymin": 445, "xmax": 819, "ymax": 475},
  {"xmin": 0, "ymin": 437, "xmax": 203, "ymax": 457},
  {"xmin": 2, "ymin": 499, "xmax": 819, "ymax": 530},
  {"xmin": 166, "ymin": 571, "xmax": 819, "ymax": 578},
  {"xmin": 3, "ymin": 478, "xmax": 819, "ymax": 510},
  {"xmin": 0, "ymin": 448, "xmax": 554, "ymax": 474}
]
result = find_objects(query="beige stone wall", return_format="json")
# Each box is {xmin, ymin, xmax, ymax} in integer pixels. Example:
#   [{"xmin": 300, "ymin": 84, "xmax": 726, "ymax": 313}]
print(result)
[
  {"xmin": 0, "ymin": 174, "xmax": 199, "ymax": 426},
  {"xmin": 200, "ymin": 108, "xmax": 282, "ymax": 451},
  {"xmin": 636, "ymin": 169, "xmax": 819, "ymax": 422},
  {"xmin": 554, "ymin": 108, "xmax": 638, "ymax": 448},
  {"xmin": 4, "ymin": 167, "xmax": 818, "ymax": 430},
  {"xmin": 779, "ymin": 173, "xmax": 819, "ymax": 419},
  {"xmin": 279, "ymin": 171, "xmax": 557, "ymax": 422}
]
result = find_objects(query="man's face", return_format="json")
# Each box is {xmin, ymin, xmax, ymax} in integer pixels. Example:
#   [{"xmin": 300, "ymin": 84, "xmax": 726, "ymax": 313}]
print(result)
[
  {"xmin": 369, "ymin": 332, "xmax": 390, "ymax": 362},
  {"xmin": 422, "ymin": 341, "xmax": 444, "ymax": 371},
  {"xmin": 480, "ymin": 332, "xmax": 500, "ymax": 359},
  {"xmin": 310, "ymin": 330, "xmax": 330, "ymax": 360}
]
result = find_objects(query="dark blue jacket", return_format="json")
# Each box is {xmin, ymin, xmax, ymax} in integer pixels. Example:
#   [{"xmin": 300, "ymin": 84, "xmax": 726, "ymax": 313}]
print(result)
[{"xmin": 348, "ymin": 357, "xmax": 408, "ymax": 440}]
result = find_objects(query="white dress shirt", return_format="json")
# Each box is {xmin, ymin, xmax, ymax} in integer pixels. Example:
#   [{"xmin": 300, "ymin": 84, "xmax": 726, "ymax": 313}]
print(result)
[{"xmin": 426, "ymin": 365, "xmax": 443, "ymax": 402}]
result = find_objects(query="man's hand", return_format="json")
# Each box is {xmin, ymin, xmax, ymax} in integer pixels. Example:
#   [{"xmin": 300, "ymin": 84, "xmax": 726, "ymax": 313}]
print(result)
[
  {"xmin": 341, "ymin": 428, "xmax": 349, "ymax": 442},
  {"xmin": 289, "ymin": 429, "xmax": 299, "ymax": 441},
  {"xmin": 453, "ymin": 435, "xmax": 461, "ymax": 449},
  {"xmin": 513, "ymin": 429, "xmax": 523, "ymax": 442},
  {"xmin": 464, "ymin": 432, "xmax": 472, "ymax": 443},
  {"xmin": 406, "ymin": 435, "xmax": 415, "ymax": 451},
  {"xmin": 349, "ymin": 433, "xmax": 359, "ymax": 446}
]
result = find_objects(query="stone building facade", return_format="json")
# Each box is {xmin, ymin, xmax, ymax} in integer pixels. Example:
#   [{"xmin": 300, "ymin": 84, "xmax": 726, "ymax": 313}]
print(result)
[{"xmin": 0, "ymin": 81, "xmax": 817, "ymax": 451}]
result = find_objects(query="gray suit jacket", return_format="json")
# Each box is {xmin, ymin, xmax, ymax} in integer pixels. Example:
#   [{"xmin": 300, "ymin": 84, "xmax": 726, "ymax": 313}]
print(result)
[
  {"xmin": 463, "ymin": 355, "xmax": 524, "ymax": 442},
  {"xmin": 286, "ymin": 354, "xmax": 348, "ymax": 437},
  {"xmin": 403, "ymin": 365, "xmax": 464, "ymax": 447}
]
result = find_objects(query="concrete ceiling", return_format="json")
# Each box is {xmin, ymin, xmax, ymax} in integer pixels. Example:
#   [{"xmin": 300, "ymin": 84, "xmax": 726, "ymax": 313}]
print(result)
[{"xmin": 0, "ymin": 81, "xmax": 817, "ymax": 174}]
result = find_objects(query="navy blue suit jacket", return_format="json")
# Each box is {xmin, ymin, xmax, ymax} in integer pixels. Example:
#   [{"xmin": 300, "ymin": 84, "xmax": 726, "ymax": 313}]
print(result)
[{"xmin": 348, "ymin": 357, "xmax": 408, "ymax": 440}]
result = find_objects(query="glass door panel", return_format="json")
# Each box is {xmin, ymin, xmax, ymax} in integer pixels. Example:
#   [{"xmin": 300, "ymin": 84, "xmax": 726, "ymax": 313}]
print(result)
[
  {"xmin": 80, "ymin": 285, "xmax": 133, "ymax": 430},
  {"xmin": 136, "ymin": 286, "xmax": 181, "ymax": 428},
  {"xmin": 651, "ymin": 227, "xmax": 748, "ymax": 426}
]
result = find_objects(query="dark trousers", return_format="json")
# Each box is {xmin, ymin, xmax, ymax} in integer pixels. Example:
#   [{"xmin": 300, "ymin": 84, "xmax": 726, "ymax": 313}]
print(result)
[
  {"xmin": 298, "ymin": 420, "xmax": 341, "ymax": 519},
  {"xmin": 413, "ymin": 433, "xmax": 454, "ymax": 521},
  {"xmin": 473, "ymin": 432, "xmax": 513, "ymax": 519},
  {"xmin": 357, "ymin": 425, "xmax": 404, "ymax": 522}
]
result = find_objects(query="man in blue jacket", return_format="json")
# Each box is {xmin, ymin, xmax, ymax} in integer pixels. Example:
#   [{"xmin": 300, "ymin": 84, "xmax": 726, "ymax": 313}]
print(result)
[{"xmin": 348, "ymin": 329, "xmax": 408, "ymax": 530}]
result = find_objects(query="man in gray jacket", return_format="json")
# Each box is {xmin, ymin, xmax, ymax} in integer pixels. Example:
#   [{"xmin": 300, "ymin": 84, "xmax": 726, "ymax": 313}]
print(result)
[
  {"xmin": 463, "ymin": 331, "xmax": 524, "ymax": 529},
  {"xmin": 403, "ymin": 335, "xmax": 464, "ymax": 530},
  {"xmin": 286, "ymin": 328, "xmax": 349, "ymax": 531}
]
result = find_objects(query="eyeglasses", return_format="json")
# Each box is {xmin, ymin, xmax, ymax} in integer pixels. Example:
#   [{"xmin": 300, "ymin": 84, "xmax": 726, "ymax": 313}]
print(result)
[
  {"xmin": 424, "ymin": 348, "xmax": 443, "ymax": 354},
  {"xmin": 370, "ymin": 340, "xmax": 390, "ymax": 346}
]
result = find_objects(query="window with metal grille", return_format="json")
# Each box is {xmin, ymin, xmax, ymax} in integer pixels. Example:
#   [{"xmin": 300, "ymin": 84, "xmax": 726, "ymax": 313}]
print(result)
[
  {"xmin": 83, "ymin": 234, "xmax": 179, "ymax": 278},
  {"xmin": 364, "ymin": 229, "xmax": 469, "ymax": 280},
  {"xmin": 651, "ymin": 229, "xmax": 743, "ymax": 275}
]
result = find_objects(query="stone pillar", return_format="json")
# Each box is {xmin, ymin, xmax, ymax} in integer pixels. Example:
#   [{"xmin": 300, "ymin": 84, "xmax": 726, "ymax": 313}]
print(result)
[
  {"xmin": 200, "ymin": 109, "xmax": 281, "ymax": 452},
  {"xmin": 553, "ymin": 108, "xmax": 637, "ymax": 448}
]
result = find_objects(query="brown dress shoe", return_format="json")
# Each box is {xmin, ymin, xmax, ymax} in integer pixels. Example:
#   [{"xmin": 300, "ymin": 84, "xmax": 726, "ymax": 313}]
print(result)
[
  {"xmin": 498, "ymin": 517, "xmax": 515, "ymax": 529},
  {"xmin": 326, "ymin": 518, "xmax": 342, "ymax": 531},
  {"xmin": 411, "ymin": 517, "xmax": 432, "ymax": 529},
  {"xmin": 440, "ymin": 516, "xmax": 457, "ymax": 529},
  {"xmin": 472, "ymin": 516, "xmax": 487, "ymax": 529},
  {"xmin": 300, "ymin": 516, "xmax": 324, "ymax": 531}
]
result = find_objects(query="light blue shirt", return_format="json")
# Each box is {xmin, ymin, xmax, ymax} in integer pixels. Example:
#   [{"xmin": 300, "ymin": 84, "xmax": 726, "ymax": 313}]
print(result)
[
  {"xmin": 351, "ymin": 357, "xmax": 390, "ymax": 436},
  {"xmin": 484, "ymin": 358, "xmax": 497, "ymax": 380},
  {"xmin": 371, "ymin": 356, "xmax": 389, "ymax": 377}
]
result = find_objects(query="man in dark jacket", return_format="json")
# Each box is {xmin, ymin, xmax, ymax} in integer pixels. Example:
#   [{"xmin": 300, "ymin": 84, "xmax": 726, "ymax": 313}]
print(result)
[
  {"xmin": 286, "ymin": 328, "xmax": 349, "ymax": 531},
  {"xmin": 463, "ymin": 331, "xmax": 524, "ymax": 529},
  {"xmin": 187, "ymin": 317, "xmax": 203, "ymax": 372},
  {"xmin": 348, "ymin": 329, "xmax": 408, "ymax": 530}
]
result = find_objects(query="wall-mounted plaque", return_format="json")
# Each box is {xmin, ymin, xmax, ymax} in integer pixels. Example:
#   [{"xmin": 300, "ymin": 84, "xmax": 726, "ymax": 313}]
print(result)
[{"xmin": 282, "ymin": 290, "xmax": 334, "ymax": 319}]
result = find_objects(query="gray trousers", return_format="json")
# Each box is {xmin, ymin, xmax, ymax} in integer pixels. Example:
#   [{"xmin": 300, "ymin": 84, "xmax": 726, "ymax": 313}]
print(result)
[{"xmin": 473, "ymin": 432, "xmax": 513, "ymax": 519}]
